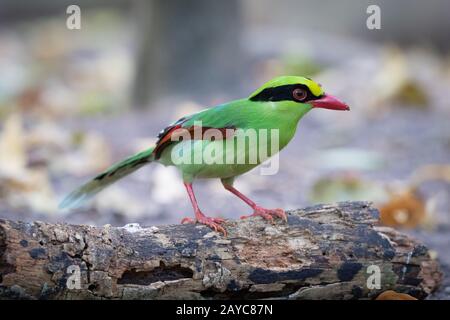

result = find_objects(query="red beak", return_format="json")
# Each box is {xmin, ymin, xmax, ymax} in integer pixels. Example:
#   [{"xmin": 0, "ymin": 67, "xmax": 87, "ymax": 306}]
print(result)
[{"xmin": 311, "ymin": 94, "xmax": 350, "ymax": 111}]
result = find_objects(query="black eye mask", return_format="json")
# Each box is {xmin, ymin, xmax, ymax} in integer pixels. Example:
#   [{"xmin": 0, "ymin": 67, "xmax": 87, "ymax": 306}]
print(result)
[{"xmin": 249, "ymin": 84, "xmax": 322, "ymax": 102}]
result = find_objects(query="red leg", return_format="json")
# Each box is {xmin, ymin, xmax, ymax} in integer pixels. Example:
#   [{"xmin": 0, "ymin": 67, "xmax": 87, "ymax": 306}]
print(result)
[
  {"xmin": 181, "ymin": 183, "xmax": 227, "ymax": 235},
  {"xmin": 223, "ymin": 184, "xmax": 287, "ymax": 222}
]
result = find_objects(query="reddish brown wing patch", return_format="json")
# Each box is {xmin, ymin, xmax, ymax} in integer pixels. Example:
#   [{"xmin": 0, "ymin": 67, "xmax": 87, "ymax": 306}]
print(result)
[{"xmin": 153, "ymin": 124, "xmax": 236, "ymax": 159}]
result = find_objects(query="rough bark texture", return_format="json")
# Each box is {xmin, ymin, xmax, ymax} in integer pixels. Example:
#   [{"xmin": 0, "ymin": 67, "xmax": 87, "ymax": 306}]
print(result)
[{"xmin": 0, "ymin": 201, "xmax": 442, "ymax": 300}]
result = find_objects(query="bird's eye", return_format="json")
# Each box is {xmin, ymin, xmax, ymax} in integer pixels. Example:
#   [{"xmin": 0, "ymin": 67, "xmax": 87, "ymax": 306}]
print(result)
[{"xmin": 292, "ymin": 88, "xmax": 307, "ymax": 101}]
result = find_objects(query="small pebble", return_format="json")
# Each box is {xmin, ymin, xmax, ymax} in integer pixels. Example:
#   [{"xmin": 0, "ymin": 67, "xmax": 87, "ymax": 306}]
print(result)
[{"xmin": 121, "ymin": 223, "xmax": 143, "ymax": 233}]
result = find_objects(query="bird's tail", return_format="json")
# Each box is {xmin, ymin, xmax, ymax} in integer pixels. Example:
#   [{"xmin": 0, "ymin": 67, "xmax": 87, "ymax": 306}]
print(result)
[{"xmin": 59, "ymin": 147, "xmax": 155, "ymax": 209}]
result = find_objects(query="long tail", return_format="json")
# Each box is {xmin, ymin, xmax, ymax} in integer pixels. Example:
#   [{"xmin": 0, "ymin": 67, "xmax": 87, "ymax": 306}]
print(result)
[{"xmin": 59, "ymin": 147, "xmax": 155, "ymax": 209}]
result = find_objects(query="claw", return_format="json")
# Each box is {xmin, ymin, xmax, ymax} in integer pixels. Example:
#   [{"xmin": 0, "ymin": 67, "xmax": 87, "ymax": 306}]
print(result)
[
  {"xmin": 240, "ymin": 206, "xmax": 287, "ymax": 223},
  {"xmin": 181, "ymin": 214, "xmax": 227, "ymax": 236},
  {"xmin": 181, "ymin": 217, "xmax": 195, "ymax": 224},
  {"xmin": 198, "ymin": 215, "xmax": 227, "ymax": 236},
  {"xmin": 272, "ymin": 208, "xmax": 288, "ymax": 222}
]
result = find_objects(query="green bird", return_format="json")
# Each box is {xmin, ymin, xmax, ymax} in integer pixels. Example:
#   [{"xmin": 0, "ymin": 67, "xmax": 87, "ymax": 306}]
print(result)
[{"xmin": 60, "ymin": 76, "xmax": 349, "ymax": 235}]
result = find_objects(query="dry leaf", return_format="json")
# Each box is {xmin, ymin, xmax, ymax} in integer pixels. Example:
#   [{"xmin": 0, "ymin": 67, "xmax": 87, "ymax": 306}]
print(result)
[
  {"xmin": 376, "ymin": 290, "xmax": 417, "ymax": 300},
  {"xmin": 54, "ymin": 131, "xmax": 111, "ymax": 175},
  {"xmin": 0, "ymin": 114, "xmax": 58, "ymax": 213},
  {"xmin": 310, "ymin": 173, "xmax": 389, "ymax": 204},
  {"xmin": 373, "ymin": 46, "xmax": 428, "ymax": 107},
  {"xmin": 379, "ymin": 189, "xmax": 426, "ymax": 228},
  {"xmin": 410, "ymin": 164, "xmax": 450, "ymax": 188},
  {"xmin": 0, "ymin": 113, "xmax": 27, "ymax": 175}
]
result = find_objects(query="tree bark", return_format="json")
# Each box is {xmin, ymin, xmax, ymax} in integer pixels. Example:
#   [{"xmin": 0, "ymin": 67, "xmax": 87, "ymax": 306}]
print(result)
[
  {"xmin": 131, "ymin": 0, "xmax": 243, "ymax": 107},
  {"xmin": 0, "ymin": 201, "xmax": 442, "ymax": 300}
]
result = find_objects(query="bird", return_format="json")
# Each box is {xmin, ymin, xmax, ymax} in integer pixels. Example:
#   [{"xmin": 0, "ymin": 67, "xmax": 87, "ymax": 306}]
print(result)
[{"xmin": 60, "ymin": 76, "xmax": 349, "ymax": 235}]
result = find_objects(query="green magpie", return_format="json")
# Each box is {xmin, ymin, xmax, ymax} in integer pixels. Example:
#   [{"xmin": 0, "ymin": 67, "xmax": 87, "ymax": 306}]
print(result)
[{"xmin": 60, "ymin": 76, "xmax": 349, "ymax": 235}]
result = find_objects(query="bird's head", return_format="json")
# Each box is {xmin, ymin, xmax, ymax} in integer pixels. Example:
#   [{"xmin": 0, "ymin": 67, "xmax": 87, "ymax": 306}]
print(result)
[{"xmin": 248, "ymin": 76, "xmax": 349, "ymax": 112}]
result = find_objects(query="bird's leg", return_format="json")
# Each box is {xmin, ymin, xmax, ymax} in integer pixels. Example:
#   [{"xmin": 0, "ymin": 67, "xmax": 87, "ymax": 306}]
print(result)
[
  {"xmin": 181, "ymin": 183, "xmax": 227, "ymax": 235},
  {"xmin": 223, "ymin": 183, "xmax": 287, "ymax": 222}
]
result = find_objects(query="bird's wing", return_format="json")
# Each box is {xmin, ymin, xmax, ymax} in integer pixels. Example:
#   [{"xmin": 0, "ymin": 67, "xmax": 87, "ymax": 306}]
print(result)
[{"xmin": 153, "ymin": 101, "xmax": 247, "ymax": 158}]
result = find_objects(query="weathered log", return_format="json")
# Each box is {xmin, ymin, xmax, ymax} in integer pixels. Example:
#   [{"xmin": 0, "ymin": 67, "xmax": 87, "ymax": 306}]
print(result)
[{"xmin": 0, "ymin": 202, "xmax": 442, "ymax": 300}]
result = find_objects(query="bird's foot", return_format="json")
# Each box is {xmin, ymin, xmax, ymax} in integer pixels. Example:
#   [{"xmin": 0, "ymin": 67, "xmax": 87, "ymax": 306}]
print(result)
[
  {"xmin": 181, "ymin": 213, "xmax": 227, "ymax": 236},
  {"xmin": 240, "ymin": 206, "xmax": 287, "ymax": 222}
]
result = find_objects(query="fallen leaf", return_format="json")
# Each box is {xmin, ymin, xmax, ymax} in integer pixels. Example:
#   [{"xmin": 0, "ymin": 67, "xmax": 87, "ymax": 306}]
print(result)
[
  {"xmin": 379, "ymin": 189, "xmax": 426, "ymax": 228},
  {"xmin": 54, "ymin": 131, "xmax": 111, "ymax": 175},
  {"xmin": 376, "ymin": 290, "xmax": 417, "ymax": 300},
  {"xmin": 0, "ymin": 113, "xmax": 27, "ymax": 175},
  {"xmin": 373, "ymin": 46, "xmax": 429, "ymax": 108},
  {"xmin": 309, "ymin": 173, "xmax": 389, "ymax": 204}
]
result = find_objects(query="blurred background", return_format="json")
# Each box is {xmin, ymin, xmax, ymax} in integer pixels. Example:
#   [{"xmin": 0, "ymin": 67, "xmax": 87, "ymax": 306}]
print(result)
[{"xmin": 1, "ymin": 0, "xmax": 450, "ymax": 297}]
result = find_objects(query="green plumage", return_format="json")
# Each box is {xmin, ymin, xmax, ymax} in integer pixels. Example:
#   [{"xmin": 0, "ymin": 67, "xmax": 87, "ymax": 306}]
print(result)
[
  {"xmin": 60, "ymin": 76, "xmax": 344, "ymax": 212},
  {"xmin": 157, "ymin": 98, "xmax": 311, "ymax": 182}
]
